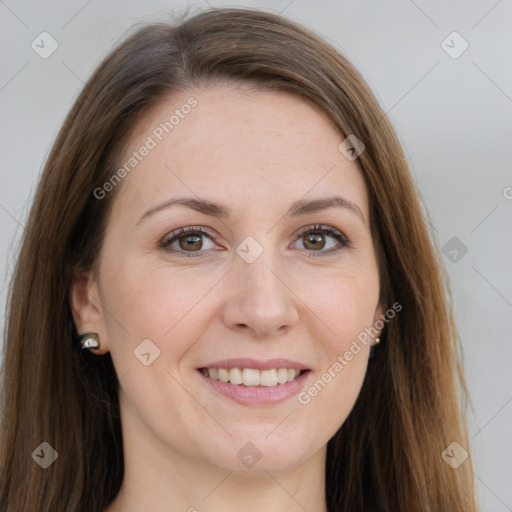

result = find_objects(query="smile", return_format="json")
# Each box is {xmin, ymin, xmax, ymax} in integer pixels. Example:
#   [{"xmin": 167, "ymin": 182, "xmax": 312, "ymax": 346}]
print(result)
[{"xmin": 197, "ymin": 359, "xmax": 311, "ymax": 406}]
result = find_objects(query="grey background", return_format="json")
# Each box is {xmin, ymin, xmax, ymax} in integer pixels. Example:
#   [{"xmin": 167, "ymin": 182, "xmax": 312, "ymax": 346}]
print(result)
[{"xmin": 1, "ymin": 1, "xmax": 511, "ymax": 510}]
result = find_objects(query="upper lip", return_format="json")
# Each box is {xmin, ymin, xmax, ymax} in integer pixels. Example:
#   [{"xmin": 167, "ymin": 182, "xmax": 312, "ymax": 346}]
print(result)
[{"xmin": 198, "ymin": 358, "xmax": 310, "ymax": 371}]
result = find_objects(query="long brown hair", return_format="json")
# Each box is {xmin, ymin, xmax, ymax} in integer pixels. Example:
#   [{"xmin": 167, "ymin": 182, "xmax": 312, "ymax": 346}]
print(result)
[{"xmin": 0, "ymin": 7, "xmax": 478, "ymax": 511}]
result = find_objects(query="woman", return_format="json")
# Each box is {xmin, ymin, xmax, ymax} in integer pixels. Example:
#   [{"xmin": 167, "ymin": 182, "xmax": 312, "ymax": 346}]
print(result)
[{"xmin": 0, "ymin": 7, "xmax": 479, "ymax": 511}]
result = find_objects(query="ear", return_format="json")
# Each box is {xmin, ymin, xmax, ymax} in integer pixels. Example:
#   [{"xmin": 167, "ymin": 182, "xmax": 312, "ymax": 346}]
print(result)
[{"xmin": 69, "ymin": 270, "xmax": 110, "ymax": 354}]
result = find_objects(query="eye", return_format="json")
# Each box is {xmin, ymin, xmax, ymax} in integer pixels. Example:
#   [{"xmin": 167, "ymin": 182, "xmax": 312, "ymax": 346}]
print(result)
[
  {"xmin": 160, "ymin": 224, "xmax": 350, "ymax": 258},
  {"xmin": 159, "ymin": 226, "xmax": 218, "ymax": 258},
  {"xmin": 291, "ymin": 224, "xmax": 349, "ymax": 257}
]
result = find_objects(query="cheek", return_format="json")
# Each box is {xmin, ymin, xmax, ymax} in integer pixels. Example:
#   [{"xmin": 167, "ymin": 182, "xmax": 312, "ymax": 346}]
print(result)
[
  {"xmin": 298, "ymin": 264, "xmax": 378, "ymax": 410},
  {"xmin": 98, "ymin": 257, "xmax": 222, "ymax": 363},
  {"xmin": 303, "ymin": 261, "xmax": 380, "ymax": 345}
]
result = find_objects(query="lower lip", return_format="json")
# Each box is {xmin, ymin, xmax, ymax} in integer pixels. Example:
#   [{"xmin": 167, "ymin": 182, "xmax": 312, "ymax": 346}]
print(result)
[{"xmin": 198, "ymin": 370, "xmax": 311, "ymax": 406}]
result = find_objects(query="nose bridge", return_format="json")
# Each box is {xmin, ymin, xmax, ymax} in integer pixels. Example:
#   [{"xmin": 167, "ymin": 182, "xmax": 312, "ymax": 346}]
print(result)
[
  {"xmin": 222, "ymin": 235, "xmax": 299, "ymax": 335},
  {"xmin": 236, "ymin": 239, "xmax": 285, "ymax": 303}
]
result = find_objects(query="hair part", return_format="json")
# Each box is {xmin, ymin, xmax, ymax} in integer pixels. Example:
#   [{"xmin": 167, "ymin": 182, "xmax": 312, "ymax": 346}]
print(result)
[{"xmin": 1, "ymin": 7, "xmax": 478, "ymax": 511}]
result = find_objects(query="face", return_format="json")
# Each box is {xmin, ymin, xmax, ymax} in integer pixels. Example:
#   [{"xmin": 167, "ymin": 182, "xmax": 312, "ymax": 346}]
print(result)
[{"xmin": 72, "ymin": 84, "xmax": 384, "ymax": 475}]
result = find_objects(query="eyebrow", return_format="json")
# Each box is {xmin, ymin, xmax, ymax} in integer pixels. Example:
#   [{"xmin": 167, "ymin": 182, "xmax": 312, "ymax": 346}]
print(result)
[{"xmin": 137, "ymin": 195, "xmax": 366, "ymax": 226}]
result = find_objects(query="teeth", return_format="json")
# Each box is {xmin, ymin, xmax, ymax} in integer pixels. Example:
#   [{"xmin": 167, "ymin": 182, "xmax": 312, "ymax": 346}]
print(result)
[
  {"xmin": 277, "ymin": 368, "xmax": 288, "ymax": 384},
  {"xmin": 260, "ymin": 369, "xmax": 278, "ymax": 387},
  {"xmin": 243, "ymin": 368, "xmax": 260, "ymax": 386},
  {"xmin": 202, "ymin": 367, "xmax": 303, "ymax": 386},
  {"xmin": 230, "ymin": 367, "xmax": 243, "ymax": 385}
]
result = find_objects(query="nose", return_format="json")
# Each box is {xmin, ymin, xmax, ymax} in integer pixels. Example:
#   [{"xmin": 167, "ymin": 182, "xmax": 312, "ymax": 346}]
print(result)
[{"xmin": 221, "ymin": 249, "xmax": 300, "ymax": 338}]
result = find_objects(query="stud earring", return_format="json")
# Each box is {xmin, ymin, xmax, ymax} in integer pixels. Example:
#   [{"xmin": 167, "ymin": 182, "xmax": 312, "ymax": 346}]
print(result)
[
  {"xmin": 79, "ymin": 332, "xmax": 100, "ymax": 350},
  {"xmin": 369, "ymin": 336, "xmax": 381, "ymax": 360}
]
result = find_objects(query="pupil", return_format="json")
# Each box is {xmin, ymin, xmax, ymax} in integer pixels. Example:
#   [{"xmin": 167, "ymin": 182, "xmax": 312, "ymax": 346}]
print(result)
[
  {"xmin": 306, "ymin": 233, "xmax": 325, "ymax": 250},
  {"xmin": 180, "ymin": 235, "xmax": 202, "ymax": 250}
]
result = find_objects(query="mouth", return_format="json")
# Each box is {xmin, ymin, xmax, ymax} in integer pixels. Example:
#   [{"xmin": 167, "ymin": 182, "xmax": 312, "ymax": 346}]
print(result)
[{"xmin": 196, "ymin": 359, "xmax": 311, "ymax": 405}]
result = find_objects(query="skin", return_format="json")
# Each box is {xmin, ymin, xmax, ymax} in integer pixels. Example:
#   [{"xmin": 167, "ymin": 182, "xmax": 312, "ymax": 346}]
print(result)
[{"xmin": 71, "ymin": 84, "xmax": 384, "ymax": 512}]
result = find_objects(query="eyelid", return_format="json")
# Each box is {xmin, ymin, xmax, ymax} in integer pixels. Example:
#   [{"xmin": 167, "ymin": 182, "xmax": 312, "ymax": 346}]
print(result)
[
  {"xmin": 294, "ymin": 223, "xmax": 346, "ymax": 241},
  {"xmin": 159, "ymin": 225, "xmax": 221, "ymax": 252}
]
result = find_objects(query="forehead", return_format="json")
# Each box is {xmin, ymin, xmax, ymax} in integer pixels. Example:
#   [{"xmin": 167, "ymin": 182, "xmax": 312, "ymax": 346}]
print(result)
[{"xmin": 113, "ymin": 84, "xmax": 369, "ymax": 221}]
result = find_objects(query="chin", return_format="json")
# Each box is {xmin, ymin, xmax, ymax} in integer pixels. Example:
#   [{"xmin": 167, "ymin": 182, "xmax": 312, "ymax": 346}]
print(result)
[{"xmin": 200, "ymin": 428, "xmax": 316, "ymax": 474}]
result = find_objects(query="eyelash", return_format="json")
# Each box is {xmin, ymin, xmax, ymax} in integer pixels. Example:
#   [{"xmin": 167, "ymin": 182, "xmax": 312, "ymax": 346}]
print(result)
[{"xmin": 159, "ymin": 224, "xmax": 350, "ymax": 259}]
